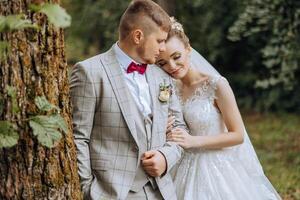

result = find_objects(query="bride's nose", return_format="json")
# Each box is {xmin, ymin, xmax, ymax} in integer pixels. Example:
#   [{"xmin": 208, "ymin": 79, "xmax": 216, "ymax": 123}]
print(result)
[{"xmin": 169, "ymin": 60, "xmax": 177, "ymax": 70}]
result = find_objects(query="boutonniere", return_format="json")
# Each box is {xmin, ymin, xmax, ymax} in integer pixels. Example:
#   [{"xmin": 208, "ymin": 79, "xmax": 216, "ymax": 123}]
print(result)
[{"xmin": 158, "ymin": 79, "xmax": 172, "ymax": 103}]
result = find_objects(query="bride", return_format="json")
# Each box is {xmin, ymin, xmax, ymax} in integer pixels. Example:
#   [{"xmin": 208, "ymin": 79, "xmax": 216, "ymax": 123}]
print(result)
[{"xmin": 155, "ymin": 17, "xmax": 281, "ymax": 200}]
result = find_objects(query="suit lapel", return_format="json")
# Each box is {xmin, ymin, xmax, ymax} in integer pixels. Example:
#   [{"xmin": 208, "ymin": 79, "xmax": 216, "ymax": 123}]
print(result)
[
  {"xmin": 146, "ymin": 66, "xmax": 170, "ymax": 148},
  {"xmin": 100, "ymin": 48, "xmax": 139, "ymax": 145},
  {"xmin": 146, "ymin": 66, "xmax": 162, "ymax": 139}
]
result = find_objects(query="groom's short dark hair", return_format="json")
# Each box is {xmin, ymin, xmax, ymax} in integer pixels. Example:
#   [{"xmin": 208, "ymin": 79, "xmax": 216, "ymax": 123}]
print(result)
[{"xmin": 119, "ymin": 0, "xmax": 171, "ymax": 40}]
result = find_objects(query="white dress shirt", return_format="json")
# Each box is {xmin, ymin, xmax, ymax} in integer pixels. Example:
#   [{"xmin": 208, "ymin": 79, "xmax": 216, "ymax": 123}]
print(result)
[{"xmin": 113, "ymin": 43, "xmax": 152, "ymax": 117}]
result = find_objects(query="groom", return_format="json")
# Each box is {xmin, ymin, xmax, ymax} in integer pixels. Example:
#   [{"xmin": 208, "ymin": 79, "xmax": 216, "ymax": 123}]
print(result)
[{"xmin": 70, "ymin": 0, "xmax": 187, "ymax": 199}]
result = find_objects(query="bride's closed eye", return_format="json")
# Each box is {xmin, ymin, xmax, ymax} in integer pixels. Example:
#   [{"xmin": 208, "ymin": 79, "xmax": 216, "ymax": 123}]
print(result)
[
  {"xmin": 156, "ymin": 60, "xmax": 167, "ymax": 67},
  {"xmin": 172, "ymin": 53, "xmax": 181, "ymax": 60},
  {"xmin": 174, "ymin": 55, "xmax": 181, "ymax": 60}
]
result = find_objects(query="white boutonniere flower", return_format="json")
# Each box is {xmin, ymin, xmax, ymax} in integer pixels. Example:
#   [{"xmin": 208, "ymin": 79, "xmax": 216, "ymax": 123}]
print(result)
[{"xmin": 158, "ymin": 79, "xmax": 172, "ymax": 103}]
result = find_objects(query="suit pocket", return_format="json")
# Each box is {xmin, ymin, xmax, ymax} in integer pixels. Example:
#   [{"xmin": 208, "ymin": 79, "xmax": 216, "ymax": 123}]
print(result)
[{"xmin": 91, "ymin": 159, "xmax": 110, "ymax": 171}]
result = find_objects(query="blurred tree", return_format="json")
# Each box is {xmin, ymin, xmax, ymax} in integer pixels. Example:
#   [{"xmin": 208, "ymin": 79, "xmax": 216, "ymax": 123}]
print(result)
[
  {"xmin": 229, "ymin": 0, "xmax": 300, "ymax": 90},
  {"xmin": 154, "ymin": 0, "xmax": 175, "ymax": 15},
  {"xmin": 228, "ymin": 0, "xmax": 300, "ymax": 112},
  {"xmin": 0, "ymin": 0, "xmax": 81, "ymax": 199},
  {"xmin": 64, "ymin": 0, "xmax": 130, "ymax": 64}
]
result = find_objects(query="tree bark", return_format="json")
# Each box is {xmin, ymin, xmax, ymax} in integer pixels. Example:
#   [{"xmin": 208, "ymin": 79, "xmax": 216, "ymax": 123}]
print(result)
[{"xmin": 0, "ymin": 0, "xmax": 82, "ymax": 199}]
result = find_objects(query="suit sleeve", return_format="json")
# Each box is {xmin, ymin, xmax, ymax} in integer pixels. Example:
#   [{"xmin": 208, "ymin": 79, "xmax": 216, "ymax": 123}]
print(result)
[
  {"xmin": 158, "ymin": 79, "xmax": 186, "ymax": 174},
  {"xmin": 70, "ymin": 62, "xmax": 96, "ymax": 199}
]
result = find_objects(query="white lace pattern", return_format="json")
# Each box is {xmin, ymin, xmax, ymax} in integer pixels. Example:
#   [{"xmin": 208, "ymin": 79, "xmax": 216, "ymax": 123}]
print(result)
[{"xmin": 173, "ymin": 75, "xmax": 281, "ymax": 200}]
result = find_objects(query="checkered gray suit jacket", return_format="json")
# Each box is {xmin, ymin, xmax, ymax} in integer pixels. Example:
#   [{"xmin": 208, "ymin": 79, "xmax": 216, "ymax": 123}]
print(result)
[{"xmin": 70, "ymin": 46, "xmax": 186, "ymax": 200}]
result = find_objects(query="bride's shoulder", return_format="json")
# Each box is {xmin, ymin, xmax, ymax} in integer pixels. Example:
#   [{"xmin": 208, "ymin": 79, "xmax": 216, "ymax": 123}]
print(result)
[
  {"xmin": 207, "ymin": 74, "xmax": 228, "ymax": 88},
  {"xmin": 210, "ymin": 75, "xmax": 235, "ymax": 100},
  {"xmin": 205, "ymin": 75, "xmax": 232, "ymax": 99}
]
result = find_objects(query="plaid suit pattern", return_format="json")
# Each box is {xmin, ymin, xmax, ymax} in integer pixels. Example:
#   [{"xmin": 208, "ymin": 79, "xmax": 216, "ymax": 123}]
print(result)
[{"xmin": 70, "ymin": 47, "xmax": 186, "ymax": 200}]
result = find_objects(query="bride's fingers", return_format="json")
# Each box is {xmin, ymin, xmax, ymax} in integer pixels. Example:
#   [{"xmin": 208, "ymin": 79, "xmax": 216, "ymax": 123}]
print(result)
[
  {"xmin": 171, "ymin": 129, "xmax": 186, "ymax": 136},
  {"xmin": 167, "ymin": 132, "xmax": 180, "ymax": 138},
  {"xmin": 171, "ymin": 127, "xmax": 183, "ymax": 132},
  {"xmin": 169, "ymin": 132, "xmax": 183, "ymax": 138},
  {"xmin": 166, "ymin": 117, "xmax": 175, "ymax": 132},
  {"xmin": 166, "ymin": 132, "xmax": 173, "ymax": 138},
  {"xmin": 168, "ymin": 135, "xmax": 184, "ymax": 142},
  {"xmin": 167, "ymin": 134, "xmax": 176, "ymax": 140},
  {"xmin": 167, "ymin": 115, "xmax": 175, "ymax": 124},
  {"xmin": 166, "ymin": 126, "xmax": 173, "ymax": 133}
]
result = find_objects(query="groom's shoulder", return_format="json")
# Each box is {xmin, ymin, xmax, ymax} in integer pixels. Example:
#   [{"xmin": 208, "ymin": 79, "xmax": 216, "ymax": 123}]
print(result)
[
  {"xmin": 76, "ymin": 47, "xmax": 114, "ymax": 68},
  {"xmin": 78, "ymin": 54, "xmax": 101, "ymax": 66}
]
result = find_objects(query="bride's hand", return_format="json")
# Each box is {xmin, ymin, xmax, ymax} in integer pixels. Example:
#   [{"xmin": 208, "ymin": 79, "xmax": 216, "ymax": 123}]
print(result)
[
  {"xmin": 166, "ymin": 115, "xmax": 175, "ymax": 133},
  {"xmin": 167, "ymin": 127, "xmax": 194, "ymax": 149}
]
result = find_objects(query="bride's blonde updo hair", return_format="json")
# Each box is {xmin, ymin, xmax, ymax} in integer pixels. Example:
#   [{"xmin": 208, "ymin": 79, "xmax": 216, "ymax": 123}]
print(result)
[{"xmin": 168, "ymin": 17, "xmax": 190, "ymax": 48}]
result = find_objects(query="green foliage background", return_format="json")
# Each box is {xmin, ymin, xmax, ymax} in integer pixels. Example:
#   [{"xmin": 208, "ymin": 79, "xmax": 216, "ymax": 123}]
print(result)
[
  {"xmin": 63, "ymin": 0, "xmax": 300, "ymax": 112},
  {"xmin": 244, "ymin": 112, "xmax": 300, "ymax": 200}
]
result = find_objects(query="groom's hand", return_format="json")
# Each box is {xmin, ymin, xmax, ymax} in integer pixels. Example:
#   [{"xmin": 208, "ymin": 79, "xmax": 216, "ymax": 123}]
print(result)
[{"xmin": 141, "ymin": 150, "xmax": 167, "ymax": 177}]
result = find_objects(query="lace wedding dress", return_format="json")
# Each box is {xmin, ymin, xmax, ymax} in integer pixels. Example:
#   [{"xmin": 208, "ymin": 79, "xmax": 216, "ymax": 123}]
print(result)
[{"xmin": 173, "ymin": 75, "xmax": 281, "ymax": 200}]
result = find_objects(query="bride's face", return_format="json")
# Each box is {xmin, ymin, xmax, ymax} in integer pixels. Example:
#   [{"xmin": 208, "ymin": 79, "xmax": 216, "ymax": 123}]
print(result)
[{"xmin": 156, "ymin": 36, "xmax": 190, "ymax": 79}]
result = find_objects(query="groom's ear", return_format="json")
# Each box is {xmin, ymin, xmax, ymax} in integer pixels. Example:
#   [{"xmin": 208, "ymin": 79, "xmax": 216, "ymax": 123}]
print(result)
[{"xmin": 132, "ymin": 29, "xmax": 144, "ymax": 45}]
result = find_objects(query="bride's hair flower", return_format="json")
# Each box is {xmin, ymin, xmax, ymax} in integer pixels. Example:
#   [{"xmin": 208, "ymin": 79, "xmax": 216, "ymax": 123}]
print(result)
[
  {"xmin": 170, "ymin": 17, "xmax": 184, "ymax": 33},
  {"xmin": 168, "ymin": 17, "xmax": 190, "ymax": 48}
]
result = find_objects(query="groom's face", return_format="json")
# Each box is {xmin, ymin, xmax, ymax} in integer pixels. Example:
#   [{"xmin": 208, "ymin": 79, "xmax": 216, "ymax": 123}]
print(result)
[{"xmin": 137, "ymin": 27, "xmax": 168, "ymax": 64}]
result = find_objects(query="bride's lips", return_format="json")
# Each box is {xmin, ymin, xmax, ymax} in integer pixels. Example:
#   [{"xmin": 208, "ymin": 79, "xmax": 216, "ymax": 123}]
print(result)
[{"xmin": 170, "ymin": 68, "xmax": 181, "ymax": 76}]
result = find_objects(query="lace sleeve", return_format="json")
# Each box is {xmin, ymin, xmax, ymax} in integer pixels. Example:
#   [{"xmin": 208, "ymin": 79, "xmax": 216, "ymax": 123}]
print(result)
[{"xmin": 209, "ymin": 75, "xmax": 227, "ymax": 101}]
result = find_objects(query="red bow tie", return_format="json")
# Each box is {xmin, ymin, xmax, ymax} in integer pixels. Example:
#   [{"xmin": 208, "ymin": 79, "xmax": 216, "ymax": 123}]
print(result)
[{"xmin": 127, "ymin": 62, "xmax": 147, "ymax": 75}]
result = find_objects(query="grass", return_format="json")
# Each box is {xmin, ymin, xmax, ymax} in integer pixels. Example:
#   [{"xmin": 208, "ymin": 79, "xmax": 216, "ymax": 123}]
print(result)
[{"xmin": 243, "ymin": 112, "xmax": 300, "ymax": 200}]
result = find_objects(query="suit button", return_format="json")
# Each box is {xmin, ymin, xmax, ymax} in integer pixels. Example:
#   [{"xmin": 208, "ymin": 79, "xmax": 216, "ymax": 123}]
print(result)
[{"xmin": 131, "ymin": 145, "xmax": 139, "ymax": 152}]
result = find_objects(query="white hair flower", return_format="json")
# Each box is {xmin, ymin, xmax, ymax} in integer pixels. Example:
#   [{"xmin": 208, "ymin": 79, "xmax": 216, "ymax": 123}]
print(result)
[{"xmin": 170, "ymin": 17, "xmax": 184, "ymax": 33}]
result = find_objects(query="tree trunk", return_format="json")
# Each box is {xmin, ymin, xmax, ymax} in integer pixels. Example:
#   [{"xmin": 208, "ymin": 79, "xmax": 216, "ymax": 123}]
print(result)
[{"xmin": 0, "ymin": 0, "xmax": 82, "ymax": 199}]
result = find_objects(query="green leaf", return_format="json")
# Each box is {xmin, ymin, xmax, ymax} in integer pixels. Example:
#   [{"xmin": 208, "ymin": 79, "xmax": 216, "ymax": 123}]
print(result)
[
  {"xmin": 6, "ymin": 86, "xmax": 20, "ymax": 114},
  {"xmin": 29, "ymin": 114, "xmax": 67, "ymax": 148},
  {"xmin": 0, "ymin": 15, "xmax": 38, "ymax": 32},
  {"xmin": 0, "ymin": 41, "xmax": 10, "ymax": 61},
  {"xmin": 35, "ymin": 96, "xmax": 59, "ymax": 112},
  {"xmin": 30, "ymin": 4, "xmax": 71, "ymax": 28},
  {"xmin": 0, "ymin": 121, "xmax": 19, "ymax": 148},
  {"xmin": 49, "ymin": 114, "xmax": 68, "ymax": 133},
  {"xmin": 29, "ymin": 119, "xmax": 61, "ymax": 148}
]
